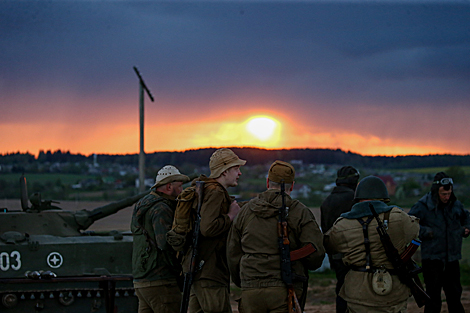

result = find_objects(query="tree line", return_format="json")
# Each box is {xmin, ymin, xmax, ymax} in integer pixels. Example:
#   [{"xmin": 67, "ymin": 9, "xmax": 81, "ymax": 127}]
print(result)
[{"xmin": 1, "ymin": 148, "xmax": 470, "ymax": 170}]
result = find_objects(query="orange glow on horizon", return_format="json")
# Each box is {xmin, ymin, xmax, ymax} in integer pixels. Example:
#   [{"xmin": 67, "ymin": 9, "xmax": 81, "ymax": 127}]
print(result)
[{"xmin": 1, "ymin": 110, "xmax": 468, "ymax": 158}]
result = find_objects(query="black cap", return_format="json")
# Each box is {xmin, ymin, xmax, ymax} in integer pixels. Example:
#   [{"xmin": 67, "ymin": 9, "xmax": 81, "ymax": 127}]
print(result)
[{"xmin": 336, "ymin": 166, "xmax": 360, "ymax": 186}]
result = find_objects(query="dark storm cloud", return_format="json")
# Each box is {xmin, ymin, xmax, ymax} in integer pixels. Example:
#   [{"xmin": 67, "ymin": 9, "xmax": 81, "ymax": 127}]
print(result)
[
  {"xmin": 1, "ymin": 1, "xmax": 469, "ymax": 133},
  {"xmin": 2, "ymin": 2, "xmax": 469, "ymax": 88}
]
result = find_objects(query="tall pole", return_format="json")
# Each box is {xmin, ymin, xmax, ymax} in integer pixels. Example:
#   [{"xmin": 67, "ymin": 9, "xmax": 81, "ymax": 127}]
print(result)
[
  {"xmin": 139, "ymin": 83, "xmax": 145, "ymax": 193},
  {"xmin": 133, "ymin": 66, "xmax": 154, "ymax": 193}
]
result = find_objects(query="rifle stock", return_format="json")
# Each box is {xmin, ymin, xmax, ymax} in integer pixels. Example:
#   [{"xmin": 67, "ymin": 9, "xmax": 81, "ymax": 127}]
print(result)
[
  {"xmin": 369, "ymin": 203, "xmax": 430, "ymax": 308},
  {"xmin": 180, "ymin": 181, "xmax": 205, "ymax": 313}
]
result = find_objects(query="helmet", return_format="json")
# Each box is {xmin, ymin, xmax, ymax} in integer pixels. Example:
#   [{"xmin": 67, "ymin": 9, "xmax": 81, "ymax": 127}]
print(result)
[{"xmin": 354, "ymin": 176, "xmax": 390, "ymax": 203}]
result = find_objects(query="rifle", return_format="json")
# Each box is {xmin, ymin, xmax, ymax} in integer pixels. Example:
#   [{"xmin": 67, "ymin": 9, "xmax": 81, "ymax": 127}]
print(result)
[
  {"xmin": 369, "ymin": 203, "xmax": 430, "ymax": 308},
  {"xmin": 278, "ymin": 180, "xmax": 302, "ymax": 313},
  {"xmin": 180, "ymin": 181, "xmax": 205, "ymax": 313}
]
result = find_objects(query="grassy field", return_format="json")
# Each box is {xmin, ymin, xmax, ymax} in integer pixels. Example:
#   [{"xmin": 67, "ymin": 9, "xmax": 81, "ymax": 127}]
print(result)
[
  {"xmin": 399, "ymin": 166, "xmax": 470, "ymax": 175},
  {"xmin": 0, "ymin": 173, "xmax": 90, "ymax": 185}
]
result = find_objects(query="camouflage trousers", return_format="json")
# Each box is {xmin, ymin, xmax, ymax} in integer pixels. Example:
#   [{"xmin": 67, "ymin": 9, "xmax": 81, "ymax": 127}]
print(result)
[
  {"xmin": 135, "ymin": 283, "xmax": 181, "ymax": 313},
  {"xmin": 189, "ymin": 279, "xmax": 232, "ymax": 313}
]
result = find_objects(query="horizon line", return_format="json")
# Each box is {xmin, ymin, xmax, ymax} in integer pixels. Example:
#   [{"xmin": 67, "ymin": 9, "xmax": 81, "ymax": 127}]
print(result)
[{"xmin": 2, "ymin": 146, "xmax": 470, "ymax": 159}]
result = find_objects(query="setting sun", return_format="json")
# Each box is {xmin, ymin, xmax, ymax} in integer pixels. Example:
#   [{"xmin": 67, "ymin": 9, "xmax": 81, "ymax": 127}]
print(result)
[
  {"xmin": 242, "ymin": 116, "xmax": 281, "ymax": 147},
  {"xmin": 246, "ymin": 117, "xmax": 277, "ymax": 141}
]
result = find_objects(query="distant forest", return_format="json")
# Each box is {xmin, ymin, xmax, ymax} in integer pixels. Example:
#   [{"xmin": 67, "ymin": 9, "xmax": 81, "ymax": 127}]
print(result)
[{"xmin": 2, "ymin": 148, "xmax": 470, "ymax": 169}]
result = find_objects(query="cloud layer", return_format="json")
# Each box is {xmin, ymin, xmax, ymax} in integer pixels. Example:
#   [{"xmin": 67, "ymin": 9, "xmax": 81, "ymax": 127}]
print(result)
[{"xmin": 1, "ymin": 1, "xmax": 469, "ymax": 156}]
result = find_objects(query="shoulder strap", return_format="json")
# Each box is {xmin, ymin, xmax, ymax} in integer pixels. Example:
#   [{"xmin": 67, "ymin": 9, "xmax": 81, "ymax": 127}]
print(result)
[{"xmin": 357, "ymin": 216, "xmax": 374, "ymax": 269}]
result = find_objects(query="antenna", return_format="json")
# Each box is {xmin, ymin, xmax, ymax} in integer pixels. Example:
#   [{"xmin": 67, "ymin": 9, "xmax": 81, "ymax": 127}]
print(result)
[{"xmin": 133, "ymin": 66, "xmax": 154, "ymax": 192}]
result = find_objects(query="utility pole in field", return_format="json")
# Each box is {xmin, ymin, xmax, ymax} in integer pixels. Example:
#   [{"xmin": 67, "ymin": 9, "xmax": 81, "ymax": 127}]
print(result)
[{"xmin": 133, "ymin": 66, "xmax": 154, "ymax": 193}]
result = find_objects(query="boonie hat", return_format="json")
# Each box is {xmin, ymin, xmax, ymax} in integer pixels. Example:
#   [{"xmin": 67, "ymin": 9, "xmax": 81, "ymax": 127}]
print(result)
[
  {"xmin": 209, "ymin": 148, "xmax": 246, "ymax": 178},
  {"xmin": 152, "ymin": 165, "xmax": 190, "ymax": 189},
  {"xmin": 268, "ymin": 160, "xmax": 295, "ymax": 184}
]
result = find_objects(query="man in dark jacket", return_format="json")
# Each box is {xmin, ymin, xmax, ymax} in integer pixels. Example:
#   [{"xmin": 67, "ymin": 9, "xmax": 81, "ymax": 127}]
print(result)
[
  {"xmin": 409, "ymin": 172, "xmax": 470, "ymax": 313},
  {"xmin": 320, "ymin": 166, "xmax": 359, "ymax": 313}
]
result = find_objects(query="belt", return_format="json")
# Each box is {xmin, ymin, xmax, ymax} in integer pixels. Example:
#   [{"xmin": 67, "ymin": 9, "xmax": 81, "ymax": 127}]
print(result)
[{"xmin": 349, "ymin": 265, "xmax": 398, "ymax": 275}]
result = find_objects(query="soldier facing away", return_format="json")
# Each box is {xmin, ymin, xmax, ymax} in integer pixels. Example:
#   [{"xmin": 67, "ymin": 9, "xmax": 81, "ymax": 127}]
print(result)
[
  {"xmin": 131, "ymin": 165, "xmax": 190, "ymax": 313},
  {"xmin": 320, "ymin": 165, "xmax": 360, "ymax": 313},
  {"xmin": 324, "ymin": 176, "xmax": 420, "ymax": 313},
  {"xmin": 227, "ymin": 160, "xmax": 325, "ymax": 313}
]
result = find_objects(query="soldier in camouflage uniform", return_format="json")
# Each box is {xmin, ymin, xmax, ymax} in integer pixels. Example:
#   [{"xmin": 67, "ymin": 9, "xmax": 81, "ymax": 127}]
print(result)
[{"xmin": 131, "ymin": 165, "xmax": 189, "ymax": 313}]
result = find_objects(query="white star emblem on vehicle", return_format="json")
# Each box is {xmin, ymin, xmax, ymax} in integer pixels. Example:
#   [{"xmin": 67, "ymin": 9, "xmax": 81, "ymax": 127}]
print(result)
[{"xmin": 47, "ymin": 252, "xmax": 63, "ymax": 268}]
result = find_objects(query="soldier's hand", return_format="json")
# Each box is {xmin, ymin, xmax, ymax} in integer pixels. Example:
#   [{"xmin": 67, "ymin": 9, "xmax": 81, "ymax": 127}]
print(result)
[
  {"xmin": 464, "ymin": 228, "xmax": 470, "ymax": 237},
  {"xmin": 227, "ymin": 200, "xmax": 241, "ymax": 221}
]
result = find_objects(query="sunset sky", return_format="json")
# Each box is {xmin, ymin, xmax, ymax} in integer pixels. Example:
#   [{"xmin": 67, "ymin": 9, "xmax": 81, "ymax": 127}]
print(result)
[{"xmin": 1, "ymin": 1, "xmax": 469, "ymax": 157}]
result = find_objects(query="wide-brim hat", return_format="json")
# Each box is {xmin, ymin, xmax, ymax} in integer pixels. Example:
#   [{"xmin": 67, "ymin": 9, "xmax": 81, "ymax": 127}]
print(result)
[
  {"xmin": 208, "ymin": 148, "xmax": 246, "ymax": 179},
  {"xmin": 152, "ymin": 165, "xmax": 190, "ymax": 188}
]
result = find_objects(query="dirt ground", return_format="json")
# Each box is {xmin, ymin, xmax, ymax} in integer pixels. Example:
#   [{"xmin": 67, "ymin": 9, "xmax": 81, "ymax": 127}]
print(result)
[
  {"xmin": 228, "ymin": 280, "xmax": 470, "ymax": 313},
  {"xmin": 303, "ymin": 285, "xmax": 470, "ymax": 313},
  {"xmin": 4, "ymin": 199, "xmax": 470, "ymax": 313}
]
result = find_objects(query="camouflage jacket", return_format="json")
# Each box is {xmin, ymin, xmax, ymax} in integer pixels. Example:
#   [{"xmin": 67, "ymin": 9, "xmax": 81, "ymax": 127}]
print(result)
[{"xmin": 131, "ymin": 191, "xmax": 181, "ymax": 287}]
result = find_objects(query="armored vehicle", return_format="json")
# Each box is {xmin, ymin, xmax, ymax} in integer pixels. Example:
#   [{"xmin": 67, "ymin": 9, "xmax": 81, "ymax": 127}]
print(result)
[{"xmin": 0, "ymin": 175, "xmax": 147, "ymax": 312}]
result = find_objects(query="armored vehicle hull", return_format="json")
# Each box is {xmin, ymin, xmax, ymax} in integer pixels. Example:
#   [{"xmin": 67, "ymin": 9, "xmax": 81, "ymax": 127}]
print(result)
[{"xmin": 0, "ymin": 175, "xmax": 147, "ymax": 312}]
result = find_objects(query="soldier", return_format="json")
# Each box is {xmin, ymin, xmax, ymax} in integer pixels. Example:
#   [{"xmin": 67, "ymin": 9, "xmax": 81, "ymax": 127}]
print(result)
[
  {"xmin": 187, "ymin": 148, "xmax": 246, "ymax": 313},
  {"xmin": 320, "ymin": 166, "xmax": 360, "ymax": 313},
  {"xmin": 409, "ymin": 172, "xmax": 470, "ymax": 313},
  {"xmin": 131, "ymin": 165, "xmax": 189, "ymax": 313},
  {"xmin": 227, "ymin": 160, "xmax": 325, "ymax": 313},
  {"xmin": 324, "ymin": 176, "xmax": 420, "ymax": 313}
]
